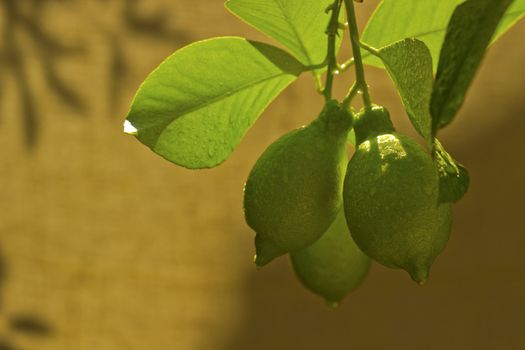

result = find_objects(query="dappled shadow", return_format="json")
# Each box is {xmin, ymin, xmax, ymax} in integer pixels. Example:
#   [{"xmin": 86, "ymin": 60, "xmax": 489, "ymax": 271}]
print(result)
[
  {"xmin": 104, "ymin": 0, "xmax": 189, "ymax": 116},
  {"xmin": 0, "ymin": 0, "xmax": 188, "ymax": 147},
  {"xmin": 0, "ymin": 0, "xmax": 85, "ymax": 147},
  {"xmin": 0, "ymin": 248, "xmax": 53, "ymax": 350},
  {"xmin": 249, "ymin": 40, "xmax": 305, "ymax": 75}
]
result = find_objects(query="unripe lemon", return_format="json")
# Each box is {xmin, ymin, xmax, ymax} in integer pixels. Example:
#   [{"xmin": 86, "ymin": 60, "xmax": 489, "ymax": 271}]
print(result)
[
  {"xmin": 343, "ymin": 106, "xmax": 452, "ymax": 284},
  {"xmin": 290, "ymin": 209, "xmax": 371, "ymax": 306},
  {"xmin": 244, "ymin": 100, "xmax": 353, "ymax": 267}
]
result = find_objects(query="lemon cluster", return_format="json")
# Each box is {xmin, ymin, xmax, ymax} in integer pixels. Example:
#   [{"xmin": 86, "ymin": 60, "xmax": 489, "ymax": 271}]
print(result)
[{"xmin": 244, "ymin": 101, "xmax": 453, "ymax": 304}]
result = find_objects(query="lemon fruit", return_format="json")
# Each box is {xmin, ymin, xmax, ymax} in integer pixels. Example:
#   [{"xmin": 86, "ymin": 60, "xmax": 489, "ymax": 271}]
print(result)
[
  {"xmin": 343, "ymin": 106, "xmax": 452, "ymax": 284},
  {"xmin": 244, "ymin": 100, "xmax": 353, "ymax": 267},
  {"xmin": 290, "ymin": 209, "xmax": 371, "ymax": 306}
]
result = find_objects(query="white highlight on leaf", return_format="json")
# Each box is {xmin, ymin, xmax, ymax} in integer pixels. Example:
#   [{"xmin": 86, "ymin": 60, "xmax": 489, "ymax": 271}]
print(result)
[{"xmin": 123, "ymin": 120, "xmax": 138, "ymax": 135}]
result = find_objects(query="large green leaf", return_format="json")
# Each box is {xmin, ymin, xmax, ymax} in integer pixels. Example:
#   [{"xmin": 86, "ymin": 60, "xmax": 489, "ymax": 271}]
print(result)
[
  {"xmin": 494, "ymin": 0, "xmax": 525, "ymax": 42},
  {"xmin": 125, "ymin": 37, "xmax": 305, "ymax": 169},
  {"xmin": 362, "ymin": 0, "xmax": 525, "ymax": 71},
  {"xmin": 431, "ymin": 0, "xmax": 514, "ymax": 133},
  {"xmin": 225, "ymin": 0, "xmax": 342, "ymax": 68},
  {"xmin": 376, "ymin": 39, "xmax": 433, "ymax": 144}
]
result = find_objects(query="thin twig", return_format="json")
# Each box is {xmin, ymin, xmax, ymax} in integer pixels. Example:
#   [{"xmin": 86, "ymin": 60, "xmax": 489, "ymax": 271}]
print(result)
[
  {"xmin": 323, "ymin": 0, "xmax": 343, "ymax": 101},
  {"xmin": 342, "ymin": 0, "xmax": 372, "ymax": 109}
]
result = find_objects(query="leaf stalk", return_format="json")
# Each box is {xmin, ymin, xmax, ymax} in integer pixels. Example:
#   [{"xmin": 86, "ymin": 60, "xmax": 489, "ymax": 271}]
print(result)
[
  {"xmin": 342, "ymin": 0, "xmax": 372, "ymax": 109},
  {"xmin": 323, "ymin": 0, "xmax": 343, "ymax": 101}
]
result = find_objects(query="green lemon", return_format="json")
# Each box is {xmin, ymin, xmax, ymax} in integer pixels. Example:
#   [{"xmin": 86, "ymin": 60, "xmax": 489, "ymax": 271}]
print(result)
[
  {"xmin": 343, "ymin": 106, "xmax": 452, "ymax": 284},
  {"xmin": 244, "ymin": 100, "xmax": 353, "ymax": 267},
  {"xmin": 290, "ymin": 209, "xmax": 371, "ymax": 306}
]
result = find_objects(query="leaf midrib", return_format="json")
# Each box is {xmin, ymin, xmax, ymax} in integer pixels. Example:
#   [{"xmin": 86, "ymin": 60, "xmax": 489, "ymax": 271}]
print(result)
[
  {"xmin": 363, "ymin": 8, "xmax": 525, "ymax": 62},
  {"xmin": 433, "ymin": 2, "xmax": 513, "ymax": 126},
  {"xmin": 135, "ymin": 72, "xmax": 295, "ymax": 134},
  {"xmin": 272, "ymin": 0, "xmax": 312, "ymax": 65}
]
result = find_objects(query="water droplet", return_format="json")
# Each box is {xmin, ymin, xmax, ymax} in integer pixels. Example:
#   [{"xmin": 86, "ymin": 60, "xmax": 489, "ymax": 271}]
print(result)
[
  {"xmin": 282, "ymin": 170, "xmax": 289, "ymax": 184},
  {"xmin": 306, "ymin": 152, "xmax": 314, "ymax": 161},
  {"xmin": 445, "ymin": 165, "xmax": 457, "ymax": 175},
  {"xmin": 326, "ymin": 300, "xmax": 340, "ymax": 309},
  {"xmin": 423, "ymin": 184, "xmax": 433, "ymax": 196}
]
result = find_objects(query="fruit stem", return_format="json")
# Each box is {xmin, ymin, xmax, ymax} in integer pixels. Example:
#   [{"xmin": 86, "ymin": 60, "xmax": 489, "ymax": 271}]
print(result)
[
  {"xmin": 342, "ymin": 0, "xmax": 372, "ymax": 110},
  {"xmin": 323, "ymin": 0, "xmax": 343, "ymax": 101},
  {"xmin": 343, "ymin": 82, "xmax": 358, "ymax": 109},
  {"xmin": 314, "ymin": 73, "xmax": 324, "ymax": 94},
  {"xmin": 339, "ymin": 57, "xmax": 355, "ymax": 72}
]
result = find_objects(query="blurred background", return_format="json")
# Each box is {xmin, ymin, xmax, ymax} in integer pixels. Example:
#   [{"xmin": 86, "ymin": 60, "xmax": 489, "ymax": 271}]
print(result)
[{"xmin": 0, "ymin": 1, "xmax": 524, "ymax": 349}]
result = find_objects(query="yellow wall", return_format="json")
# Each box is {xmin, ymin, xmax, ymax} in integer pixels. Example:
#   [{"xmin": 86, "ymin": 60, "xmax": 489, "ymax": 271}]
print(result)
[{"xmin": 1, "ymin": 1, "xmax": 524, "ymax": 349}]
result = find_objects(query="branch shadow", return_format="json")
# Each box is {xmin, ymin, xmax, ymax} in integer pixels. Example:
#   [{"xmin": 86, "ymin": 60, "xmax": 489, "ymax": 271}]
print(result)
[
  {"xmin": 0, "ymin": 0, "xmax": 190, "ymax": 146},
  {"xmin": 0, "ymin": 247, "xmax": 54, "ymax": 350}
]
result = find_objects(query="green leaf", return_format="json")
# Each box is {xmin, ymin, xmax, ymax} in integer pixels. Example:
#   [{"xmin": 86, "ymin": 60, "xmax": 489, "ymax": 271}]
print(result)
[
  {"xmin": 362, "ymin": 1, "xmax": 461, "ymax": 70},
  {"xmin": 347, "ymin": 129, "xmax": 356, "ymax": 147},
  {"xmin": 362, "ymin": 0, "xmax": 525, "ymax": 72},
  {"xmin": 433, "ymin": 139, "xmax": 469, "ymax": 203},
  {"xmin": 495, "ymin": 0, "xmax": 525, "ymax": 42},
  {"xmin": 376, "ymin": 39, "xmax": 433, "ymax": 144},
  {"xmin": 225, "ymin": 0, "xmax": 342, "ymax": 68},
  {"xmin": 125, "ymin": 37, "xmax": 305, "ymax": 169},
  {"xmin": 431, "ymin": 0, "xmax": 514, "ymax": 134}
]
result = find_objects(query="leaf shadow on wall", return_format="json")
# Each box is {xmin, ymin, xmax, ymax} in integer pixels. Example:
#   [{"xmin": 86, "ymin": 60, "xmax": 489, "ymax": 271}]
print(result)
[
  {"xmin": 0, "ymin": 0, "xmax": 188, "ymax": 148},
  {"xmin": 0, "ymin": 248, "xmax": 53, "ymax": 350}
]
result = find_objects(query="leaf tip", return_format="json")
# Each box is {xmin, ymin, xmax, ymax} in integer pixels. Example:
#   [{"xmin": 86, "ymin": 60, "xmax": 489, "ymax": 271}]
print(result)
[{"xmin": 123, "ymin": 120, "xmax": 138, "ymax": 136}]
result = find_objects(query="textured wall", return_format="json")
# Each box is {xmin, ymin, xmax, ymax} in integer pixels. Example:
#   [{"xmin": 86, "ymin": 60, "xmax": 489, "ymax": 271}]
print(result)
[{"xmin": 0, "ymin": 1, "xmax": 524, "ymax": 349}]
